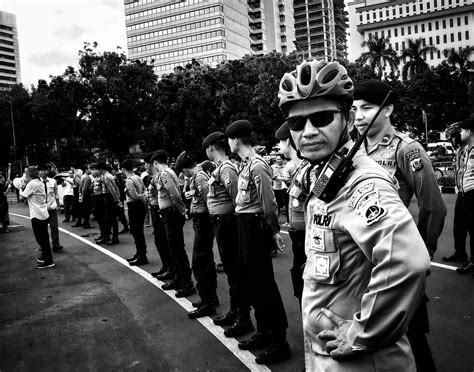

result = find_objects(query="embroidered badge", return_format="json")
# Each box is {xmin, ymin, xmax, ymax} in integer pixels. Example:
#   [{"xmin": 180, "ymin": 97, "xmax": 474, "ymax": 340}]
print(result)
[
  {"xmin": 382, "ymin": 145, "xmax": 396, "ymax": 159},
  {"xmin": 405, "ymin": 149, "xmax": 420, "ymax": 159},
  {"xmin": 292, "ymin": 198, "xmax": 300, "ymax": 208},
  {"xmin": 355, "ymin": 191, "xmax": 387, "ymax": 225},
  {"xmin": 311, "ymin": 228, "xmax": 325, "ymax": 252},
  {"xmin": 314, "ymin": 254, "xmax": 330, "ymax": 277},
  {"xmin": 348, "ymin": 180, "xmax": 375, "ymax": 208},
  {"xmin": 410, "ymin": 157, "xmax": 424, "ymax": 172},
  {"xmin": 314, "ymin": 198, "xmax": 328, "ymax": 215}
]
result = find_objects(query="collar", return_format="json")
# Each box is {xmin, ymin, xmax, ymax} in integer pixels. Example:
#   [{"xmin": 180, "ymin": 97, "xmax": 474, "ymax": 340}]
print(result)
[{"xmin": 366, "ymin": 126, "xmax": 396, "ymax": 153}]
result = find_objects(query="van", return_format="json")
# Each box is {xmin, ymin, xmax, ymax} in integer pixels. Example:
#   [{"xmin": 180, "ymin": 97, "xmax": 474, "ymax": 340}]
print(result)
[{"xmin": 426, "ymin": 142, "xmax": 455, "ymax": 157}]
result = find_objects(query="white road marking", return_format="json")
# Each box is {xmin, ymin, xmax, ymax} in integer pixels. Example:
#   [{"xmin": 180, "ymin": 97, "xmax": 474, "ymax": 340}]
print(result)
[
  {"xmin": 6, "ymin": 224, "xmax": 22, "ymax": 228},
  {"xmin": 9, "ymin": 212, "xmax": 270, "ymax": 372}
]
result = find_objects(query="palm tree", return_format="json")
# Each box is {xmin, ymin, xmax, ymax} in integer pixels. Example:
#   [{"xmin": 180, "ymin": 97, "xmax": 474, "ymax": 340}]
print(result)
[
  {"xmin": 443, "ymin": 46, "xmax": 474, "ymax": 85},
  {"xmin": 400, "ymin": 38, "xmax": 438, "ymax": 80},
  {"xmin": 357, "ymin": 35, "xmax": 399, "ymax": 79}
]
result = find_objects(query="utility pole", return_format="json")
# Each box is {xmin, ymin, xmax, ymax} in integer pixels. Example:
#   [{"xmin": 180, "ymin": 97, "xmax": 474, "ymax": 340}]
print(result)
[
  {"xmin": 0, "ymin": 96, "xmax": 17, "ymax": 168},
  {"xmin": 422, "ymin": 109, "xmax": 428, "ymax": 146}
]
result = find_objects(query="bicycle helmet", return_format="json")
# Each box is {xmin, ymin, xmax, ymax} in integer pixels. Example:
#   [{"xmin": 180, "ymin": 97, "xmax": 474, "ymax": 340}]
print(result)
[{"xmin": 278, "ymin": 60, "xmax": 354, "ymax": 109}]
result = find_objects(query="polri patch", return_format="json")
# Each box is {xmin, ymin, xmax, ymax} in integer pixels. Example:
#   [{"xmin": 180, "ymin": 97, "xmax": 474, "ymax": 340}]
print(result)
[
  {"xmin": 348, "ymin": 180, "xmax": 375, "ymax": 208},
  {"xmin": 405, "ymin": 149, "xmax": 420, "ymax": 159},
  {"xmin": 410, "ymin": 157, "xmax": 423, "ymax": 172},
  {"xmin": 311, "ymin": 228, "xmax": 325, "ymax": 252},
  {"xmin": 355, "ymin": 190, "xmax": 386, "ymax": 225}
]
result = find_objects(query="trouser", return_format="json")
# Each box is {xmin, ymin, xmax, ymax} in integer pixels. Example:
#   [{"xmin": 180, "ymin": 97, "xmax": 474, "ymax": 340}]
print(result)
[
  {"xmin": 407, "ymin": 294, "xmax": 436, "ymax": 372},
  {"xmin": 104, "ymin": 194, "xmax": 118, "ymax": 240},
  {"xmin": 236, "ymin": 213, "xmax": 288, "ymax": 341},
  {"xmin": 161, "ymin": 207, "xmax": 192, "ymax": 284},
  {"xmin": 48, "ymin": 209, "xmax": 61, "ymax": 248},
  {"xmin": 191, "ymin": 213, "xmax": 217, "ymax": 303},
  {"xmin": 274, "ymin": 189, "xmax": 284, "ymax": 214},
  {"xmin": 288, "ymin": 228, "xmax": 306, "ymax": 306},
  {"xmin": 150, "ymin": 205, "xmax": 173, "ymax": 269},
  {"xmin": 127, "ymin": 200, "xmax": 147, "ymax": 257},
  {"xmin": 63, "ymin": 195, "xmax": 74, "ymax": 220},
  {"xmin": 116, "ymin": 202, "xmax": 129, "ymax": 229},
  {"xmin": 82, "ymin": 193, "xmax": 93, "ymax": 226},
  {"xmin": 93, "ymin": 194, "xmax": 106, "ymax": 237},
  {"xmin": 32, "ymin": 217, "xmax": 53, "ymax": 263},
  {"xmin": 212, "ymin": 213, "xmax": 249, "ymax": 318},
  {"xmin": 72, "ymin": 187, "xmax": 79, "ymax": 219},
  {"xmin": 454, "ymin": 192, "xmax": 472, "ymax": 260}
]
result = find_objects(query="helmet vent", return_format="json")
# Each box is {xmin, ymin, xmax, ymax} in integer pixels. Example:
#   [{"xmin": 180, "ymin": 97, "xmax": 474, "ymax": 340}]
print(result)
[
  {"xmin": 321, "ymin": 69, "xmax": 338, "ymax": 84},
  {"xmin": 300, "ymin": 66, "xmax": 312, "ymax": 85}
]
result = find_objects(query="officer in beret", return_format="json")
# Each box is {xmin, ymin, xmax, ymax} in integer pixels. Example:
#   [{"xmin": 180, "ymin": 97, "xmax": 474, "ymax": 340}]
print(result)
[
  {"xmin": 352, "ymin": 79, "xmax": 446, "ymax": 371},
  {"xmin": 454, "ymin": 117, "xmax": 474, "ymax": 275},
  {"xmin": 175, "ymin": 151, "xmax": 218, "ymax": 318},
  {"xmin": 152, "ymin": 150, "xmax": 196, "ymax": 298},
  {"xmin": 225, "ymin": 120, "xmax": 291, "ymax": 365},
  {"xmin": 203, "ymin": 131, "xmax": 254, "ymax": 336},
  {"xmin": 279, "ymin": 59, "xmax": 429, "ymax": 370}
]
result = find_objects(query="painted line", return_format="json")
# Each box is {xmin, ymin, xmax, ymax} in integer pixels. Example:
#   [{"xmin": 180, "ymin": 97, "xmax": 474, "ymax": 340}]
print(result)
[
  {"xmin": 9, "ymin": 212, "xmax": 270, "ymax": 372},
  {"xmin": 6, "ymin": 224, "xmax": 22, "ymax": 228}
]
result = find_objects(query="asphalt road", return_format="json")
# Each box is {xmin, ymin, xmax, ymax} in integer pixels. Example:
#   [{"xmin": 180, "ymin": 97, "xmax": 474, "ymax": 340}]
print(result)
[{"xmin": 0, "ymin": 193, "xmax": 473, "ymax": 372}]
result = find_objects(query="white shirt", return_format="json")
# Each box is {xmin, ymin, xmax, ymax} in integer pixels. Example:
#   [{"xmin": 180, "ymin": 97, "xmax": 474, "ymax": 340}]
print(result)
[
  {"xmin": 20, "ymin": 178, "xmax": 49, "ymax": 220},
  {"xmin": 63, "ymin": 177, "xmax": 74, "ymax": 196},
  {"xmin": 42, "ymin": 177, "xmax": 59, "ymax": 210}
]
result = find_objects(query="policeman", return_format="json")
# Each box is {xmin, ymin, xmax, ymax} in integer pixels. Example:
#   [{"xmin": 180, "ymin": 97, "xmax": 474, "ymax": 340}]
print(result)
[
  {"xmin": 92, "ymin": 164, "xmax": 106, "ymax": 243},
  {"xmin": 352, "ymin": 79, "xmax": 446, "ymax": 371},
  {"xmin": 175, "ymin": 151, "xmax": 218, "ymax": 319},
  {"xmin": 96, "ymin": 163, "xmax": 120, "ymax": 246},
  {"xmin": 225, "ymin": 120, "xmax": 291, "ymax": 365},
  {"xmin": 278, "ymin": 59, "xmax": 430, "ymax": 371},
  {"xmin": 78, "ymin": 166, "xmax": 94, "ymax": 229},
  {"xmin": 203, "ymin": 132, "xmax": 254, "ymax": 336},
  {"xmin": 152, "ymin": 150, "xmax": 196, "ymax": 298},
  {"xmin": 274, "ymin": 123, "xmax": 309, "ymax": 306}
]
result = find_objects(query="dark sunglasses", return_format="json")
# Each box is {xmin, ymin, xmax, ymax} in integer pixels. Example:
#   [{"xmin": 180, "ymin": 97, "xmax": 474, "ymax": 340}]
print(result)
[{"xmin": 286, "ymin": 110, "xmax": 342, "ymax": 131}]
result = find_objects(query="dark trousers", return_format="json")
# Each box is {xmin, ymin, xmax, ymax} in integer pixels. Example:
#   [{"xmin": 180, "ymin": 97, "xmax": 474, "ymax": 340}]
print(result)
[
  {"xmin": 72, "ymin": 187, "xmax": 79, "ymax": 219},
  {"xmin": 161, "ymin": 207, "xmax": 192, "ymax": 284},
  {"xmin": 127, "ymin": 200, "xmax": 147, "ymax": 257},
  {"xmin": 454, "ymin": 192, "xmax": 473, "ymax": 260},
  {"xmin": 212, "ymin": 213, "xmax": 249, "ymax": 318},
  {"xmin": 82, "ymin": 193, "xmax": 93, "ymax": 227},
  {"xmin": 150, "ymin": 205, "xmax": 173, "ymax": 269},
  {"xmin": 407, "ymin": 295, "xmax": 436, "ymax": 372},
  {"xmin": 274, "ymin": 189, "xmax": 284, "ymax": 213},
  {"xmin": 288, "ymin": 228, "xmax": 306, "ymax": 306},
  {"xmin": 32, "ymin": 217, "xmax": 52, "ymax": 264},
  {"xmin": 116, "ymin": 203, "xmax": 129, "ymax": 229},
  {"xmin": 104, "ymin": 194, "xmax": 118, "ymax": 240},
  {"xmin": 191, "ymin": 213, "xmax": 217, "ymax": 303},
  {"xmin": 93, "ymin": 194, "xmax": 106, "ymax": 237},
  {"xmin": 48, "ymin": 209, "xmax": 61, "ymax": 248},
  {"xmin": 236, "ymin": 214, "xmax": 288, "ymax": 340},
  {"xmin": 63, "ymin": 195, "xmax": 74, "ymax": 221}
]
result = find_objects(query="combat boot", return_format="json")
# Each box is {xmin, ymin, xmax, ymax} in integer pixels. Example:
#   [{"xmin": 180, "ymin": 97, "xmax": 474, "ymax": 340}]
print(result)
[{"xmin": 224, "ymin": 318, "xmax": 254, "ymax": 338}]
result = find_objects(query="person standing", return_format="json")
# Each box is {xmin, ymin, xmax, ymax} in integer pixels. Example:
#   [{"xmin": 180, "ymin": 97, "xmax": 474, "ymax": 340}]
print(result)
[
  {"xmin": 20, "ymin": 166, "xmax": 55, "ymax": 269},
  {"xmin": 97, "ymin": 163, "xmax": 120, "ymax": 246},
  {"xmin": 0, "ymin": 171, "xmax": 10, "ymax": 233},
  {"xmin": 38, "ymin": 164, "xmax": 64, "ymax": 253},
  {"xmin": 352, "ymin": 79, "xmax": 446, "ymax": 371},
  {"xmin": 175, "ymin": 151, "xmax": 218, "ymax": 319},
  {"xmin": 62, "ymin": 171, "xmax": 74, "ymax": 222},
  {"xmin": 113, "ymin": 167, "xmax": 130, "ymax": 234},
  {"xmin": 152, "ymin": 150, "xmax": 195, "ymax": 298},
  {"xmin": 225, "ymin": 120, "xmax": 290, "ymax": 365},
  {"xmin": 92, "ymin": 166, "xmax": 106, "ymax": 243},
  {"xmin": 271, "ymin": 157, "xmax": 285, "ymax": 216},
  {"xmin": 121, "ymin": 159, "xmax": 148, "ymax": 266}
]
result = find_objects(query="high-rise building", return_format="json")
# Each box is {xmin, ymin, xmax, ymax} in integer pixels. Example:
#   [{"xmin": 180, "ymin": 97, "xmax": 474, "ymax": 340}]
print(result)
[
  {"xmin": 293, "ymin": 0, "xmax": 348, "ymax": 60},
  {"xmin": 0, "ymin": 11, "xmax": 21, "ymax": 90},
  {"xmin": 124, "ymin": 0, "xmax": 295, "ymax": 77},
  {"xmin": 347, "ymin": 0, "xmax": 474, "ymax": 66}
]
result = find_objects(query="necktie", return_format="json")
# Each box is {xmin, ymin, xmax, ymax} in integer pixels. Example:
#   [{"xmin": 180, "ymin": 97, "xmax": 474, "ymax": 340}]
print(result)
[{"xmin": 43, "ymin": 180, "xmax": 48, "ymax": 202}]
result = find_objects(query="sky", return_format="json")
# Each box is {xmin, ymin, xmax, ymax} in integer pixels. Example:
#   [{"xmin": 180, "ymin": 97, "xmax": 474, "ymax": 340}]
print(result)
[{"xmin": 0, "ymin": 0, "xmax": 128, "ymax": 88}]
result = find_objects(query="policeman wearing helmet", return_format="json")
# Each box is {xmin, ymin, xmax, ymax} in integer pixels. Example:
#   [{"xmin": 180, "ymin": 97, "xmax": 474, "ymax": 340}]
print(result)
[{"xmin": 279, "ymin": 60, "xmax": 430, "ymax": 371}]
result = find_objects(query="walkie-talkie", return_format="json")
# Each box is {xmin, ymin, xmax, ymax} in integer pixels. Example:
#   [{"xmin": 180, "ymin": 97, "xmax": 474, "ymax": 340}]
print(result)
[{"xmin": 312, "ymin": 90, "xmax": 394, "ymax": 202}]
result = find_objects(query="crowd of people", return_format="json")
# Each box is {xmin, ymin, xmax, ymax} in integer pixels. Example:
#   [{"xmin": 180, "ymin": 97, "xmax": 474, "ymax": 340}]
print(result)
[{"xmin": 3, "ymin": 58, "xmax": 473, "ymax": 370}]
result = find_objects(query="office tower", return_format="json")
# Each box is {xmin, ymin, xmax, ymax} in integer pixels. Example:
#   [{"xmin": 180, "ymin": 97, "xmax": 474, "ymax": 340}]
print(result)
[{"xmin": 0, "ymin": 11, "xmax": 21, "ymax": 90}]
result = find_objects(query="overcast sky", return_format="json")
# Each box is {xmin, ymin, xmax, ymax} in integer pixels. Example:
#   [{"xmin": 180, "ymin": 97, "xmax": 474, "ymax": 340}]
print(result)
[{"xmin": 0, "ymin": 0, "xmax": 128, "ymax": 88}]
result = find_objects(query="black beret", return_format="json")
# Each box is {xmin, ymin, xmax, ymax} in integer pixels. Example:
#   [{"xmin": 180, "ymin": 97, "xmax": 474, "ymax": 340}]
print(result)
[
  {"xmin": 225, "ymin": 119, "xmax": 253, "ymax": 139},
  {"xmin": 200, "ymin": 160, "xmax": 216, "ymax": 173},
  {"xmin": 175, "ymin": 151, "xmax": 195, "ymax": 173},
  {"xmin": 121, "ymin": 159, "xmax": 135, "ymax": 171},
  {"xmin": 459, "ymin": 117, "xmax": 474, "ymax": 130},
  {"xmin": 142, "ymin": 152, "xmax": 154, "ymax": 164},
  {"xmin": 150, "ymin": 150, "xmax": 168, "ymax": 164},
  {"xmin": 354, "ymin": 79, "xmax": 398, "ymax": 106},
  {"xmin": 275, "ymin": 122, "xmax": 290, "ymax": 140},
  {"xmin": 202, "ymin": 131, "xmax": 226, "ymax": 149}
]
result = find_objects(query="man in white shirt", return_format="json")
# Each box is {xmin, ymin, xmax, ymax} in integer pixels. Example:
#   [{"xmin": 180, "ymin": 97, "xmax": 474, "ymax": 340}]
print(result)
[
  {"xmin": 38, "ymin": 164, "xmax": 64, "ymax": 253},
  {"xmin": 20, "ymin": 166, "xmax": 55, "ymax": 269},
  {"xmin": 62, "ymin": 171, "xmax": 75, "ymax": 222}
]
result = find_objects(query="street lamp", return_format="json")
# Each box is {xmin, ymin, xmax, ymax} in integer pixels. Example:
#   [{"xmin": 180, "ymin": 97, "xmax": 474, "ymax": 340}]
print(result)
[{"xmin": 0, "ymin": 96, "xmax": 17, "ymax": 167}]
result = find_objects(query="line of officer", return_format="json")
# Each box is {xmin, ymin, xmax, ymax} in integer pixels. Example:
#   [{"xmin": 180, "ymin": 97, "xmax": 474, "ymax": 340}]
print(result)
[
  {"xmin": 202, "ymin": 132, "xmax": 254, "ymax": 336},
  {"xmin": 151, "ymin": 150, "xmax": 196, "ymax": 298},
  {"xmin": 225, "ymin": 120, "xmax": 291, "ymax": 365},
  {"xmin": 278, "ymin": 59, "xmax": 430, "ymax": 371},
  {"xmin": 352, "ymin": 79, "xmax": 447, "ymax": 372},
  {"xmin": 175, "ymin": 151, "xmax": 218, "ymax": 319},
  {"xmin": 92, "ymin": 164, "xmax": 106, "ymax": 243}
]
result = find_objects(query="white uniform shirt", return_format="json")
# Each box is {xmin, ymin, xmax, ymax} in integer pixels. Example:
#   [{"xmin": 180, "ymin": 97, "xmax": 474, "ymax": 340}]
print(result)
[
  {"xmin": 21, "ymin": 179, "xmax": 49, "ymax": 220},
  {"xmin": 43, "ymin": 177, "xmax": 59, "ymax": 210}
]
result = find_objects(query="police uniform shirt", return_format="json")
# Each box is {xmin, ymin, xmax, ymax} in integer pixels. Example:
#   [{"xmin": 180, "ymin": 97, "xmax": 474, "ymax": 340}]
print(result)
[
  {"xmin": 459, "ymin": 144, "xmax": 474, "ymax": 193},
  {"xmin": 188, "ymin": 167, "xmax": 209, "ymax": 214},
  {"xmin": 235, "ymin": 152, "xmax": 280, "ymax": 234},
  {"xmin": 148, "ymin": 174, "xmax": 159, "ymax": 206},
  {"xmin": 207, "ymin": 159, "xmax": 238, "ymax": 215},
  {"xmin": 288, "ymin": 161, "xmax": 312, "ymax": 231},
  {"xmin": 21, "ymin": 179, "xmax": 49, "ymax": 220},
  {"xmin": 103, "ymin": 173, "xmax": 120, "ymax": 202},
  {"xmin": 362, "ymin": 125, "xmax": 446, "ymax": 256},
  {"xmin": 93, "ymin": 175, "xmax": 104, "ymax": 196},
  {"xmin": 44, "ymin": 177, "xmax": 59, "ymax": 210},
  {"xmin": 157, "ymin": 167, "xmax": 186, "ymax": 214},
  {"xmin": 125, "ymin": 174, "xmax": 146, "ymax": 204},
  {"xmin": 302, "ymin": 143, "xmax": 430, "ymax": 371}
]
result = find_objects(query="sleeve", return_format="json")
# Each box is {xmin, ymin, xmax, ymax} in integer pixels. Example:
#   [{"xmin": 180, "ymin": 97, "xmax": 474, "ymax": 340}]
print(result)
[
  {"xmin": 281, "ymin": 162, "xmax": 293, "ymax": 186},
  {"xmin": 164, "ymin": 172, "xmax": 183, "ymax": 207},
  {"xmin": 125, "ymin": 178, "xmax": 142, "ymax": 201},
  {"xmin": 20, "ymin": 181, "xmax": 34, "ymax": 198},
  {"xmin": 340, "ymin": 176, "xmax": 430, "ymax": 350},
  {"xmin": 398, "ymin": 142, "xmax": 447, "ymax": 257},
  {"xmin": 104, "ymin": 177, "xmax": 120, "ymax": 202},
  {"xmin": 196, "ymin": 173, "xmax": 209, "ymax": 205},
  {"xmin": 221, "ymin": 165, "xmax": 239, "ymax": 205},
  {"xmin": 251, "ymin": 162, "xmax": 280, "ymax": 234},
  {"xmin": 53, "ymin": 180, "xmax": 59, "ymax": 199}
]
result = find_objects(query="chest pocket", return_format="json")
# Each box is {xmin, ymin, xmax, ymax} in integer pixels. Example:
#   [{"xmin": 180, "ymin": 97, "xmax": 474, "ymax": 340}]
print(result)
[
  {"xmin": 289, "ymin": 184, "xmax": 305, "ymax": 212},
  {"xmin": 237, "ymin": 178, "xmax": 250, "ymax": 206}
]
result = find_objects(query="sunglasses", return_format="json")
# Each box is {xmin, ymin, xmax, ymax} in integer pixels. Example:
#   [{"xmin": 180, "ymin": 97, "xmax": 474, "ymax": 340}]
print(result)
[{"xmin": 286, "ymin": 110, "xmax": 342, "ymax": 131}]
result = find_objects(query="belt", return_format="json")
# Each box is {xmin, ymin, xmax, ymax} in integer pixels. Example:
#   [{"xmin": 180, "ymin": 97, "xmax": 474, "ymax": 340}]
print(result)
[
  {"xmin": 210, "ymin": 213, "xmax": 235, "ymax": 222},
  {"xmin": 160, "ymin": 206, "xmax": 177, "ymax": 213},
  {"xmin": 235, "ymin": 212, "xmax": 264, "ymax": 222}
]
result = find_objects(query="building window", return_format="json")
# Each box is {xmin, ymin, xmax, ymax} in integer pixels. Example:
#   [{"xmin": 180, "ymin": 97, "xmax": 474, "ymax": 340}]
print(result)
[
  {"xmin": 421, "ymin": 24, "xmax": 425, "ymax": 32},
  {"xmin": 420, "ymin": 3, "xmax": 424, "ymax": 10},
  {"xmin": 450, "ymin": 18, "xmax": 454, "ymax": 27},
  {"xmin": 394, "ymin": 28, "xmax": 398, "ymax": 37},
  {"xmin": 422, "ymin": 38, "xmax": 426, "ymax": 46},
  {"xmin": 402, "ymin": 41, "xmax": 405, "ymax": 49},
  {"xmin": 451, "ymin": 33, "xmax": 454, "ymax": 42},
  {"xmin": 430, "ymin": 51, "xmax": 433, "ymax": 59},
  {"xmin": 443, "ymin": 20, "xmax": 446, "ymax": 28},
  {"xmin": 375, "ymin": 31, "xmax": 378, "ymax": 38},
  {"xmin": 401, "ymin": 27, "xmax": 405, "ymax": 36},
  {"xmin": 441, "ymin": 0, "xmax": 445, "ymax": 6},
  {"xmin": 395, "ymin": 42, "xmax": 399, "ymax": 50},
  {"xmin": 415, "ymin": 25, "xmax": 418, "ymax": 33},
  {"xmin": 457, "ymin": 17, "xmax": 461, "ymax": 26},
  {"xmin": 367, "ymin": 13, "xmax": 370, "ymax": 20},
  {"xmin": 465, "ymin": 16, "xmax": 469, "ymax": 25},
  {"xmin": 427, "ymin": 2, "xmax": 430, "ymax": 9},
  {"xmin": 429, "ymin": 36, "xmax": 433, "ymax": 44},
  {"xmin": 406, "ymin": 5, "xmax": 409, "ymax": 13},
  {"xmin": 408, "ymin": 26, "xmax": 411, "ymax": 34},
  {"xmin": 435, "ymin": 21, "xmax": 439, "ymax": 30},
  {"xmin": 379, "ymin": 10, "xmax": 383, "ymax": 18},
  {"xmin": 428, "ymin": 22, "xmax": 432, "ymax": 31},
  {"xmin": 443, "ymin": 34, "xmax": 447, "ymax": 43},
  {"xmin": 437, "ymin": 50, "xmax": 441, "ymax": 58},
  {"xmin": 448, "ymin": 0, "xmax": 452, "ymax": 5},
  {"xmin": 400, "ymin": 7, "xmax": 403, "ymax": 14},
  {"xmin": 388, "ymin": 29, "xmax": 391, "ymax": 37},
  {"xmin": 436, "ymin": 35, "xmax": 440, "ymax": 44},
  {"xmin": 386, "ymin": 9, "xmax": 389, "ymax": 17},
  {"xmin": 393, "ymin": 8, "xmax": 396, "ymax": 15},
  {"xmin": 413, "ymin": 4, "xmax": 416, "ymax": 11},
  {"xmin": 466, "ymin": 30, "xmax": 470, "ymax": 40},
  {"xmin": 434, "ymin": 0, "xmax": 437, "ymax": 7},
  {"xmin": 381, "ymin": 30, "xmax": 385, "ymax": 38},
  {"xmin": 360, "ymin": 14, "xmax": 363, "ymax": 22}
]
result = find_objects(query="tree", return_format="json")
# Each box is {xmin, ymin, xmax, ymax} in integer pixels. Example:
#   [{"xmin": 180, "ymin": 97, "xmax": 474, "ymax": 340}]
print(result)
[
  {"xmin": 356, "ymin": 35, "xmax": 399, "ymax": 79},
  {"xmin": 443, "ymin": 45, "xmax": 474, "ymax": 86},
  {"xmin": 401, "ymin": 38, "xmax": 437, "ymax": 81}
]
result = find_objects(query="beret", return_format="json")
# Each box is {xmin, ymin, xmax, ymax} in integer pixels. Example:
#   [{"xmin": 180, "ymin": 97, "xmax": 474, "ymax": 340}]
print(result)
[
  {"xmin": 150, "ymin": 150, "xmax": 168, "ymax": 164},
  {"xmin": 202, "ymin": 131, "xmax": 226, "ymax": 149},
  {"xmin": 354, "ymin": 79, "xmax": 398, "ymax": 106},
  {"xmin": 459, "ymin": 117, "xmax": 474, "ymax": 130},
  {"xmin": 121, "ymin": 159, "xmax": 135, "ymax": 171},
  {"xmin": 200, "ymin": 160, "xmax": 216, "ymax": 173},
  {"xmin": 175, "ymin": 151, "xmax": 195, "ymax": 173},
  {"xmin": 225, "ymin": 119, "xmax": 253, "ymax": 139},
  {"xmin": 275, "ymin": 122, "xmax": 290, "ymax": 140},
  {"xmin": 142, "ymin": 152, "xmax": 154, "ymax": 164}
]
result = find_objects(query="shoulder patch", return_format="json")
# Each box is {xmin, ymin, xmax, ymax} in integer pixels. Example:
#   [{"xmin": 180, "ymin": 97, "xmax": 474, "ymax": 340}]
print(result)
[
  {"xmin": 410, "ymin": 157, "xmax": 424, "ymax": 172},
  {"xmin": 252, "ymin": 169, "xmax": 261, "ymax": 185},
  {"xmin": 405, "ymin": 149, "xmax": 420, "ymax": 159},
  {"xmin": 355, "ymin": 190, "xmax": 387, "ymax": 225},
  {"xmin": 348, "ymin": 180, "xmax": 375, "ymax": 208}
]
